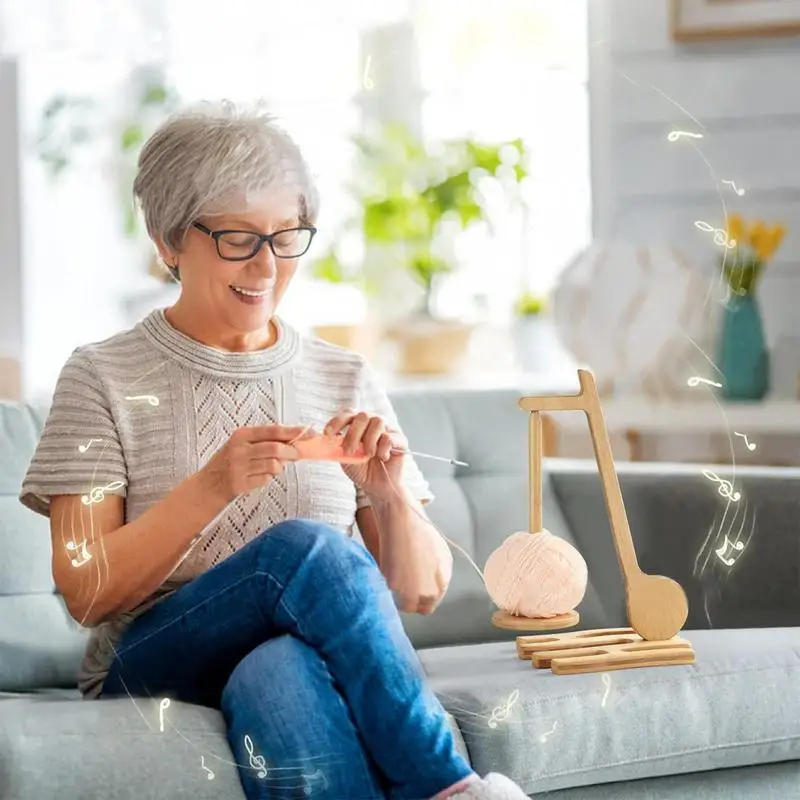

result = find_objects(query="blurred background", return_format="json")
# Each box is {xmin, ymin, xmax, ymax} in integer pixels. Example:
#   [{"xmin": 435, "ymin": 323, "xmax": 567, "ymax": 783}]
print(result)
[{"xmin": 2, "ymin": 0, "xmax": 800, "ymax": 466}]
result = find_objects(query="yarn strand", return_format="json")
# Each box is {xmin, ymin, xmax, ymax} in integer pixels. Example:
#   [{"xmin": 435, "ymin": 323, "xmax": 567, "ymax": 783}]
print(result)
[{"xmin": 288, "ymin": 425, "xmax": 487, "ymax": 586}]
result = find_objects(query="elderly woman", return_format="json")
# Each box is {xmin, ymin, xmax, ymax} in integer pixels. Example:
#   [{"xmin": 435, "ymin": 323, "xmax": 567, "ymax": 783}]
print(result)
[{"xmin": 20, "ymin": 103, "xmax": 528, "ymax": 800}]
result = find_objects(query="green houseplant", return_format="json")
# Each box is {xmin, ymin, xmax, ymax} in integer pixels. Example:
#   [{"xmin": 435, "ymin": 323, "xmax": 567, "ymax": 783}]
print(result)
[
  {"xmin": 310, "ymin": 121, "xmax": 529, "ymax": 372},
  {"xmin": 511, "ymin": 290, "xmax": 556, "ymax": 373},
  {"xmin": 35, "ymin": 72, "xmax": 180, "ymax": 279}
]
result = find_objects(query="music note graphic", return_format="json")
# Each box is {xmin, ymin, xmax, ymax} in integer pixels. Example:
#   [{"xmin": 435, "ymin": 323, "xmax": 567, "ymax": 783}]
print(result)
[
  {"xmin": 687, "ymin": 376, "xmax": 722, "ymax": 388},
  {"xmin": 487, "ymin": 689, "xmax": 520, "ymax": 729},
  {"xmin": 158, "ymin": 698, "xmax": 171, "ymax": 732},
  {"xmin": 702, "ymin": 469, "xmax": 741, "ymax": 502},
  {"xmin": 722, "ymin": 179, "xmax": 745, "ymax": 196},
  {"xmin": 81, "ymin": 480, "xmax": 125, "ymax": 506},
  {"xmin": 538, "ymin": 721, "xmax": 558, "ymax": 743},
  {"xmin": 66, "ymin": 540, "xmax": 92, "ymax": 567},
  {"xmin": 125, "ymin": 394, "xmax": 160, "ymax": 406},
  {"xmin": 201, "ymin": 756, "xmax": 215, "ymax": 780},
  {"xmin": 667, "ymin": 130, "xmax": 703, "ymax": 142},
  {"xmin": 363, "ymin": 55, "xmax": 374, "ymax": 90},
  {"xmin": 693, "ymin": 220, "xmax": 736, "ymax": 249},
  {"xmin": 734, "ymin": 431, "xmax": 756, "ymax": 451},
  {"xmin": 78, "ymin": 438, "xmax": 102, "ymax": 453},
  {"xmin": 715, "ymin": 535, "xmax": 745, "ymax": 567},
  {"xmin": 302, "ymin": 768, "xmax": 327, "ymax": 795},
  {"xmin": 244, "ymin": 734, "xmax": 269, "ymax": 778},
  {"xmin": 600, "ymin": 673, "xmax": 611, "ymax": 707}
]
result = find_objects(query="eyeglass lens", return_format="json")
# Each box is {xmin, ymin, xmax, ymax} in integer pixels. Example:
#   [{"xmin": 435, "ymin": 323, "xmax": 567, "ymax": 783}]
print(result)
[{"xmin": 217, "ymin": 228, "xmax": 312, "ymax": 260}]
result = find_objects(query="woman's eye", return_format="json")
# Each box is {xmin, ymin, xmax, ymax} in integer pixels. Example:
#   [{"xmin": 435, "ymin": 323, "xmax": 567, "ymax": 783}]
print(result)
[
  {"xmin": 273, "ymin": 230, "xmax": 298, "ymax": 248},
  {"xmin": 223, "ymin": 233, "xmax": 258, "ymax": 248}
]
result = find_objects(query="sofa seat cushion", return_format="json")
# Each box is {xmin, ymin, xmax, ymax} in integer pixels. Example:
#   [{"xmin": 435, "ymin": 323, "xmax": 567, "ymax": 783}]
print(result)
[
  {"xmin": 0, "ymin": 690, "xmax": 470, "ymax": 800},
  {"xmin": 418, "ymin": 627, "xmax": 800, "ymax": 796}
]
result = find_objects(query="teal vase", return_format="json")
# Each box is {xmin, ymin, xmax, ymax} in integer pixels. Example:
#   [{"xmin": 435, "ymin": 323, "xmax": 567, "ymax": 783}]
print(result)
[{"xmin": 717, "ymin": 293, "xmax": 769, "ymax": 401}]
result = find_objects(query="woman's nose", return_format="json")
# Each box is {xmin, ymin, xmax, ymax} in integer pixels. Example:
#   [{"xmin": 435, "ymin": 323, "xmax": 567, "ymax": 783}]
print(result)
[{"xmin": 252, "ymin": 242, "xmax": 277, "ymax": 277}]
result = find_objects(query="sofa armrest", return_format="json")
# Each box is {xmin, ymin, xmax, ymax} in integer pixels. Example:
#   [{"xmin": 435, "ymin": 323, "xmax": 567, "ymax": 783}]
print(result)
[{"xmin": 546, "ymin": 459, "xmax": 800, "ymax": 631}]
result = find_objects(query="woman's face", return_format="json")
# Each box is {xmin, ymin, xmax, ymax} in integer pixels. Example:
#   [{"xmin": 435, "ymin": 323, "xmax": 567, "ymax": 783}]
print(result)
[{"xmin": 161, "ymin": 186, "xmax": 307, "ymax": 345}]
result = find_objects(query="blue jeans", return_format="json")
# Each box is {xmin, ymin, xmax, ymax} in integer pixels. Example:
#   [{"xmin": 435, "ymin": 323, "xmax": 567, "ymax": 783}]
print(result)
[{"xmin": 100, "ymin": 519, "xmax": 473, "ymax": 799}]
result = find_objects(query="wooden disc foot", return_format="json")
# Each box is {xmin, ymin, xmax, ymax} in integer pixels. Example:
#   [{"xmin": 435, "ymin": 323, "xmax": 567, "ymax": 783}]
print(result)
[{"xmin": 492, "ymin": 609, "xmax": 580, "ymax": 631}]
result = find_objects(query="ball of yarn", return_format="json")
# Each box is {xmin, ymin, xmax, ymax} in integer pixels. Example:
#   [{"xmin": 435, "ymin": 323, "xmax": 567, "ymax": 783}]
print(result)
[{"xmin": 484, "ymin": 530, "xmax": 588, "ymax": 617}]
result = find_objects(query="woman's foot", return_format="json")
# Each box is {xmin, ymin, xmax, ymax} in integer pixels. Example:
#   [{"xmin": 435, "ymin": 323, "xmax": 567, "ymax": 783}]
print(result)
[{"xmin": 445, "ymin": 772, "xmax": 530, "ymax": 798}]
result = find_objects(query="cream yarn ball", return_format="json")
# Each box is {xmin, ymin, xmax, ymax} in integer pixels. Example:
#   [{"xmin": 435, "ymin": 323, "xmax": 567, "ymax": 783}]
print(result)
[{"xmin": 484, "ymin": 530, "xmax": 588, "ymax": 617}]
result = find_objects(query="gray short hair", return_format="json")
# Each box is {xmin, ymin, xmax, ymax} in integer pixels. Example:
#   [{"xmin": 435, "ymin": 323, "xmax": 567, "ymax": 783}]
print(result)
[{"xmin": 134, "ymin": 101, "xmax": 320, "ymax": 268}]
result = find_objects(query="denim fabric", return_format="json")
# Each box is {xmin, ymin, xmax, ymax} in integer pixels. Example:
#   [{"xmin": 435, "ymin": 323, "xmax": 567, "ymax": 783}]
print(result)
[{"xmin": 100, "ymin": 519, "xmax": 473, "ymax": 799}]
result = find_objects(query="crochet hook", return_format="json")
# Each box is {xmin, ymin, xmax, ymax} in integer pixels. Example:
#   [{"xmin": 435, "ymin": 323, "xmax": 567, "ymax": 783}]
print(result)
[{"xmin": 394, "ymin": 448, "xmax": 469, "ymax": 467}]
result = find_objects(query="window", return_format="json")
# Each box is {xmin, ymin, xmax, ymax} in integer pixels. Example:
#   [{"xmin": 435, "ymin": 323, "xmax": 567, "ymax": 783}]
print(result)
[{"xmin": 411, "ymin": 0, "xmax": 590, "ymax": 317}]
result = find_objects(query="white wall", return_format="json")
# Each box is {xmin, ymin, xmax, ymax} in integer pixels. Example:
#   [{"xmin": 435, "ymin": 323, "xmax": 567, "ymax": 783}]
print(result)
[
  {"xmin": 589, "ymin": 0, "xmax": 800, "ymax": 352},
  {"xmin": 0, "ymin": 59, "xmax": 23, "ymax": 398}
]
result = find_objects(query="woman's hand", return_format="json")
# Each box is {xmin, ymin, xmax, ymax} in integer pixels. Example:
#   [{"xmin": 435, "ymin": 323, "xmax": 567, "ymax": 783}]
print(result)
[
  {"xmin": 324, "ymin": 411, "xmax": 406, "ymax": 502},
  {"xmin": 198, "ymin": 424, "xmax": 306, "ymax": 505}
]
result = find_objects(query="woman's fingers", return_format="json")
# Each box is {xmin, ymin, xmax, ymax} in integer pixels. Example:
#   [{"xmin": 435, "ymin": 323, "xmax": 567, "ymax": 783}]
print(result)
[
  {"xmin": 375, "ymin": 431, "xmax": 394, "ymax": 462},
  {"xmin": 240, "ymin": 424, "xmax": 310, "ymax": 444},
  {"xmin": 342, "ymin": 411, "xmax": 372, "ymax": 457},
  {"xmin": 247, "ymin": 441, "xmax": 301, "ymax": 462},
  {"xmin": 360, "ymin": 417, "xmax": 386, "ymax": 458},
  {"xmin": 246, "ymin": 458, "xmax": 288, "ymax": 478},
  {"xmin": 323, "ymin": 411, "xmax": 355, "ymax": 437}
]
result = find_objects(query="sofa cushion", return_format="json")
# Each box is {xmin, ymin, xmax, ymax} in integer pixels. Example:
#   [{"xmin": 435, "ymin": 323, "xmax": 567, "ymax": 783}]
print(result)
[
  {"xmin": 419, "ymin": 627, "xmax": 800, "ymax": 795},
  {"xmin": 0, "ymin": 690, "xmax": 469, "ymax": 800}
]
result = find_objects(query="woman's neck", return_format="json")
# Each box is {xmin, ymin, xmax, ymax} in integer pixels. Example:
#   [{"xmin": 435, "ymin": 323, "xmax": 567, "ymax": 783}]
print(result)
[{"xmin": 164, "ymin": 304, "xmax": 277, "ymax": 353}]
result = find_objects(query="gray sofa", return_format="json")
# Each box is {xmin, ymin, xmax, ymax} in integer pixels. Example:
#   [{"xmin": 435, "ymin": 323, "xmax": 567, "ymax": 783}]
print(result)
[{"xmin": 1, "ymin": 388, "xmax": 799, "ymax": 799}]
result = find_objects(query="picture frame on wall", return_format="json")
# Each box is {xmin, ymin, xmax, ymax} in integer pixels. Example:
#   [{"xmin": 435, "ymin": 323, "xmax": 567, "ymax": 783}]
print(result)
[{"xmin": 670, "ymin": 0, "xmax": 800, "ymax": 42}]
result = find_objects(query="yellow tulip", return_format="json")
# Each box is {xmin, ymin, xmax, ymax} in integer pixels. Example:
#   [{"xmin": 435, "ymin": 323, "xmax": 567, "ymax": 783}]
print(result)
[
  {"xmin": 768, "ymin": 223, "xmax": 786, "ymax": 257},
  {"xmin": 753, "ymin": 222, "xmax": 786, "ymax": 262},
  {"xmin": 726, "ymin": 214, "xmax": 744, "ymax": 246},
  {"xmin": 747, "ymin": 220, "xmax": 767, "ymax": 257}
]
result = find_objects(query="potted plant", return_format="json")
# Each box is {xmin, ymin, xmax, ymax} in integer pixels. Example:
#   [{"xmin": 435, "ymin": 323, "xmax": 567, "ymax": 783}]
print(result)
[
  {"xmin": 314, "ymin": 121, "xmax": 528, "ymax": 373},
  {"xmin": 307, "ymin": 248, "xmax": 379, "ymax": 356},
  {"xmin": 35, "ymin": 69, "xmax": 180, "ymax": 280},
  {"xmin": 511, "ymin": 290, "xmax": 551, "ymax": 372},
  {"xmin": 717, "ymin": 215, "xmax": 785, "ymax": 401}
]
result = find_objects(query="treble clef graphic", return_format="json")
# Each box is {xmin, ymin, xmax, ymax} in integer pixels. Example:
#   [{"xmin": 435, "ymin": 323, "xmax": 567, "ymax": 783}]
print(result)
[
  {"xmin": 244, "ymin": 734, "xmax": 268, "ymax": 779},
  {"xmin": 487, "ymin": 689, "xmax": 520, "ymax": 729},
  {"xmin": 81, "ymin": 480, "xmax": 125, "ymax": 506},
  {"xmin": 702, "ymin": 469, "xmax": 741, "ymax": 502}
]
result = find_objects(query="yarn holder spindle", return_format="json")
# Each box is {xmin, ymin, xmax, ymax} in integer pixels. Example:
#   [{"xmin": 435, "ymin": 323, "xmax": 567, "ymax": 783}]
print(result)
[
  {"xmin": 493, "ymin": 368, "xmax": 695, "ymax": 674},
  {"xmin": 491, "ymin": 408, "xmax": 580, "ymax": 632}
]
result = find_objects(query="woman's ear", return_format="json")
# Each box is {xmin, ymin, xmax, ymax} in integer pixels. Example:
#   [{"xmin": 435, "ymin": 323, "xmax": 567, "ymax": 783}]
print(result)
[{"xmin": 153, "ymin": 236, "xmax": 176, "ymax": 265}]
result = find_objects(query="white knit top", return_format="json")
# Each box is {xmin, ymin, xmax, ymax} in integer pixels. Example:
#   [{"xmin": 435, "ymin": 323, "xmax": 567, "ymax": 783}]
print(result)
[{"xmin": 20, "ymin": 309, "xmax": 432, "ymax": 698}]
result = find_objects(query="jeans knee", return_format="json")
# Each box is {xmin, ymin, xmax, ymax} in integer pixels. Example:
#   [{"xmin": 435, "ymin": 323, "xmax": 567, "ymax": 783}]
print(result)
[
  {"xmin": 221, "ymin": 635, "xmax": 320, "ymax": 714},
  {"xmin": 260, "ymin": 518, "xmax": 361, "ymax": 560}
]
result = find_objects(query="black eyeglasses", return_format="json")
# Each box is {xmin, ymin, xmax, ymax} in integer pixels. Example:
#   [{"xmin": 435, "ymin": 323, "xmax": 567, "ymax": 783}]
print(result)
[{"xmin": 193, "ymin": 222, "xmax": 317, "ymax": 261}]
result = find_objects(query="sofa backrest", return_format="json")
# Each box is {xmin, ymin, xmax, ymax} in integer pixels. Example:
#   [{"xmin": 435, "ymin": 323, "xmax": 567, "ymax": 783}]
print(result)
[
  {"xmin": 0, "ymin": 402, "xmax": 92, "ymax": 691},
  {"xmin": 0, "ymin": 390, "xmax": 605, "ymax": 692}
]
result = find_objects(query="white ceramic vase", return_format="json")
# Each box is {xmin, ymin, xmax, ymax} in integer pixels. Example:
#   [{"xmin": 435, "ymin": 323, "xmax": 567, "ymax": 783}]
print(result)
[{"xmin": 511, "ymin": 316, "xmax": 564, "ymax": 373}]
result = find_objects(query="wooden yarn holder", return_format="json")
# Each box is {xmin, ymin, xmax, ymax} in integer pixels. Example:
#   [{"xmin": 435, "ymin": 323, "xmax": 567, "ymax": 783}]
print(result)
[{"xmin": 493, "ymin": 369, "xmax": 695, "ymax": 675}]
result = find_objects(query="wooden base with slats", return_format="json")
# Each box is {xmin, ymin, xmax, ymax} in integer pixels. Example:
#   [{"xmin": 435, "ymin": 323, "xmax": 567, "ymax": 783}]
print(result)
[{"xmin": 515, "ymin": 628, "xmax": 696, "ymax": 675}]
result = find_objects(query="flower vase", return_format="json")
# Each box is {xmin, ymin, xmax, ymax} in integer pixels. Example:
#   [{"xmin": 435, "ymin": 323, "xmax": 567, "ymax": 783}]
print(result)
[{"xmin": 717, "ymin": 292, "xmax": 769, "ymax": 401}]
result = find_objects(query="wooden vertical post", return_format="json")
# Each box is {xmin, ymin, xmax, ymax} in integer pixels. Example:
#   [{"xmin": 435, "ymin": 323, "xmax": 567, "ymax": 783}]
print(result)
[{"xmin": 529, "ymin": 411, "xmax": 543, "ymax": 532}]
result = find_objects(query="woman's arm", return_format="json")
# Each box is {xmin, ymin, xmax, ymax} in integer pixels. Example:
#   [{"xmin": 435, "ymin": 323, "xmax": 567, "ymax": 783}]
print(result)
[
  {"xmin": 50, "ymin": 424, "xmax": 304, "ymax": 627},
  {"xmin": 356, "ymin": 490, "xmax": 453, "ymax": 615},
  {"xmin": 51, "ymin": 471, "xmax": 229, "ymax": 627}
]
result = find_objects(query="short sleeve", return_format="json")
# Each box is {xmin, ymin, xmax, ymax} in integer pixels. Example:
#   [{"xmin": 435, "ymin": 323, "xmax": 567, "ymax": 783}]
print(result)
[
  {"xmin": 355, "ymin": 359, "xmax": 434, "ymax": 509},
  {"xmin": 19, "ymin": 348, "xmax": 128, "ymax": 517}
]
